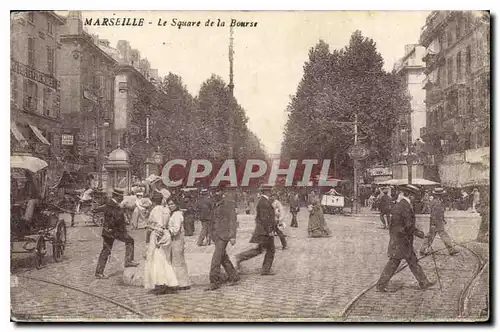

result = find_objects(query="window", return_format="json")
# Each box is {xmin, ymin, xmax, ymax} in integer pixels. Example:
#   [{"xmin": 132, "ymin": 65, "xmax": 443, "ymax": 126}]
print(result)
[
  {"xmin": 467, "ymin": 87, "xmax": 474, "ymax": 117},
  {"xmin": 447, "ymin": 57, "xmax": 453, "ymax": 85},
  {"xmin": 11, "ymin": 76, "xmax": 17, "ymax": 107},
  {"xmin": 28, "ymin": 12, "xmax": 34, "ymax": 23},
  {"xmin": 466, "ymin": 46, "xmax": 472, "ymax": 75},
  {"xmin": 43, "ymin": 88, "xmax": 51, "ymax": 117},
  {"xmin": 455, "ymin": 21, "xmax": 461, "ymax": 41},
  {"xmin": 23, "ymin": 79, "xmax": 38, "ymax": 112},
  {"xmin": 47, "ymin": 20, "xmax": 53, "ymax": 35},
  {"xmin": 446, "ymin": 30, "xmax": 453, "ymax": 48},
  {"xmin": 456, "ymin": 52, "xmax": 462, "ymax": 80},
  {"xmin": 28, "ymin": 37, "xmax": 35, "ymax": 68},
  {"xmin": 47, "ymin": 47, "xmax": 54, "ymax": 75}
]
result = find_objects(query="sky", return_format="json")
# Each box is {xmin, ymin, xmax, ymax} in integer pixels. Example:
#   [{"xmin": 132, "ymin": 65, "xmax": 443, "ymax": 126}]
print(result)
[{"xmin": 76, "ymin": 11, "xmax": 431, "ymax": 154}]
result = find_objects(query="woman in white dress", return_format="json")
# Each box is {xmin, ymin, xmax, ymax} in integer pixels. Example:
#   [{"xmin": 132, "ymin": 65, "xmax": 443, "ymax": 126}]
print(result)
[
  {"xmin": 144, "ymin": 194, "xmax": 179, "ymax": 294},
  {"xmin": 166, "ymin": 197, "xmax": 191, "ymax": 290}
]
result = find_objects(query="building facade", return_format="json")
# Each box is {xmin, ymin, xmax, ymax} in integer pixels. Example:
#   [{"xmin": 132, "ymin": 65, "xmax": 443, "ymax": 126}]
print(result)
[
  {"xmin": 99, "ymin": 39, "xmax": 165, "ymax": 179},
  {"xmin": 58, "ymin": 11, "xmax": 117, "ymax": 174},
  {"xmin": 393, "ymin": 44, "xmax": 427, "ymax": 144},
  {"xmin": 419, "ymin": 11, "xmax": 490, "ymax": 188},
  {"xmin": 10, "ymin": 11, "xmax": 65, "ymax": 170}
]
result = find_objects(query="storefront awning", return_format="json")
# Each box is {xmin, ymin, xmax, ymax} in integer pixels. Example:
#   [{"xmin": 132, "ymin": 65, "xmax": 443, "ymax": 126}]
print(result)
[
  {"xmin": 376, "ymin": 178, "xmax": 440, "ymax": 186},
  {"xmin": 29, "ymin": 125, "xmax": 51, "ymax": 145},
  {"xmin": 11, "ymin": 122, "xmax": 28, "ymax": 144}
]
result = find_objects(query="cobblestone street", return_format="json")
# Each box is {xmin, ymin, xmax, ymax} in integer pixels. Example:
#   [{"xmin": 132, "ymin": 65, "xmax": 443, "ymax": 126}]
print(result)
[{"xmin": 11, "ymin": 208, "xmax": 488, "ymax": 322}]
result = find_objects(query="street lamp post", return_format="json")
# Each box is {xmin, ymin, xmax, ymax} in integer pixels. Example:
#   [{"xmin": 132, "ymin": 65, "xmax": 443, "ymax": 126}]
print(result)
[{"xmin": 94, "ymin": 71, "xmax": 111, "ymax": 188}]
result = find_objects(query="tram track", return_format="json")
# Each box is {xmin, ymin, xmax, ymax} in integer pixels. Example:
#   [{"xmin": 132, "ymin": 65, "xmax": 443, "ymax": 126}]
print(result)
[
  {"xmin": 16, "ymin": 275, "xmax": 147, "ymax": 319},
  {"xmin": 341, "ymin": 241, "xmax": 487, "ymax": 321}
]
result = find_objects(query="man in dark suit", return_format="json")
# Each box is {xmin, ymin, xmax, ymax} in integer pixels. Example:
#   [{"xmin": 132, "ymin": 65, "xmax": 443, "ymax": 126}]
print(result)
[
  {"xmin": 95, "ymin": 189, "xmax": 139, "ymax": 279},
  {"xmin": 376, "ymin": 184, "xmax": 435, "ymax": 292},
  {"xmin": 235, "ymin": 185, "xmax": 276, "ymax": 275},
  {"xmin": 419, "ymin": 188, "xmax": 459, "ymax": 256},
  {"xmin": 206, "ymin": 185, "xmax": 240, "ymax": 291},
  {"xmin": 289, "ymin": 191, "xmax": 300, "ymax": 228},
  {"xmin": 197, "ymin": 189, "xmax": 214, "ymax": 246},
  {"xmin": 378, "ymin": 187, "xmax": 392, "ymax": 229}
]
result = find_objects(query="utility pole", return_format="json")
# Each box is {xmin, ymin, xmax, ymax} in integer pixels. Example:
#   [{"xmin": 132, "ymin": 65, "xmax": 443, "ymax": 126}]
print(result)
[
  {"xmin": 407, "ymin": 108, "xmax": 413, "ymax": 185},
  {"xmin": 228, "ymin": 26, "xmax": 235, "ymax": 159}
]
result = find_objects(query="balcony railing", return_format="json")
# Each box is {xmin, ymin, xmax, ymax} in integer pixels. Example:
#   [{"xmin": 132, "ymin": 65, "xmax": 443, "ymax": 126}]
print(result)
[{"xmin": 11, "ymin": 58, "xmax": 59, "ymax": 91}]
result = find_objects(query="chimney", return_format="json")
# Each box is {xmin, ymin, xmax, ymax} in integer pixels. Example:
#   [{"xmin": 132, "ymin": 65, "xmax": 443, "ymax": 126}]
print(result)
[{"xmin": 65, "ymin": 10, "xmax": 83, "ymax": 35}]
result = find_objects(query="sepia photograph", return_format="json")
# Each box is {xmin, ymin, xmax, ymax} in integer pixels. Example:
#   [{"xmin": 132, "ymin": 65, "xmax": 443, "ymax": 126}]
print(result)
[{"xmin": 9, "ymin": 9, "xmax": 490, "ymax": 322}]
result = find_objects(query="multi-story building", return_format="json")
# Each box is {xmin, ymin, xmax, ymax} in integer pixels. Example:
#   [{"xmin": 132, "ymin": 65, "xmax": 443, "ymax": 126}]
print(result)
[
  {"xmin": 419, "ymin": 11, "xmax": 490, "ymax": 189},
  {"xmin": 10, "ymin": 11, "xmax": 65, "ymax": 169},
  {"xmin": 393, "ymin": 44, "xmax": 427, "ymax": 144},
  {"xmin": 58, "ymin": 11, "xmax": 117, "ymax": 174},
  {"xmin": 390, "ymin": 44, "xmax": 433, "ymax": 183},
  {"xmin": 99, "ymin": 39, "xmax": 165, "ymax": 179}
]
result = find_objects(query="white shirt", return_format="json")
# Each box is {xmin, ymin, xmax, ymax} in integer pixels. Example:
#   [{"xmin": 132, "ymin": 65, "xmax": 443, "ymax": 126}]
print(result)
[{"xmin": 81, "ymin": 188, "xmax": 93, "ymax": 201}]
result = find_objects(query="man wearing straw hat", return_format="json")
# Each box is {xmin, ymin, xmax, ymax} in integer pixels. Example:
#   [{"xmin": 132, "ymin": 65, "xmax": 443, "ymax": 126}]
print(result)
[
  {"xmin": 419, "ymin": 187, "xmax": 459, "ymax": 256},
  {"xmin": 376, "ymin": 184, "xmax": 435, "ymax": 292},
  {"xmin": 95, "ymin": 189, "xmax": 139, "ymax": 279}
]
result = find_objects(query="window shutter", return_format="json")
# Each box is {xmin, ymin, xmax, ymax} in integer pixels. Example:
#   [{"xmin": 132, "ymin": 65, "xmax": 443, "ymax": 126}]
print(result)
[{"xmin": 23, "ymin": 79, "xmax": 28, "ymax": 109}]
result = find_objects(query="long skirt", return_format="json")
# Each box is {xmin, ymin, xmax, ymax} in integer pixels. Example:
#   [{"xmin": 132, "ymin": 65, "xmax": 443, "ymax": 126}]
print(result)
[
  {"xmin": 171, "ymin": 235, "xmax": 191, "ymax": 287},
  {"xmin": 308, "ymin": 209, "xmax": 332, "ymax": 238},
  {"xmin": 144, "ymin": 237, "xmax": 178, "ymax": 289}
]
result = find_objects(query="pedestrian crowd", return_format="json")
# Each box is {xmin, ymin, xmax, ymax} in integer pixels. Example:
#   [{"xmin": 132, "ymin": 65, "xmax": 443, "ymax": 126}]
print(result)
[
  {"xmin": 92, "ymin": 176, "xmax": 333, "ymax": 294},
  {"xmin": 92, "ymin": 176, "xmax": 486, "ymax": 295}
]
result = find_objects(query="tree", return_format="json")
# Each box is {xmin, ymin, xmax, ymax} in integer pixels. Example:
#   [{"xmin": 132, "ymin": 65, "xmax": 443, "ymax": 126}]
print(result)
[{"xmin": 281, "ymin": 31, "xmax": 412, "ymax": 180}]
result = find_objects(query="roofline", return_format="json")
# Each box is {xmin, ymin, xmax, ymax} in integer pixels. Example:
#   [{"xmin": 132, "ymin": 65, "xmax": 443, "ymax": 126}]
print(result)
[
  {"xmin": 44, "ymin": 11, "xmax": 66, "ymax": 25},
  {"xmin": 60, "ymin": 34, "xmax": 117, "ymax": 65}
]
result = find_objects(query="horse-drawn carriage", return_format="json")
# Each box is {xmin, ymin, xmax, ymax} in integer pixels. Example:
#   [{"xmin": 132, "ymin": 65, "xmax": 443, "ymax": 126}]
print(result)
[
  {"xmin": 50, "ymin": 170, "xmax": 107, "ymax": 227},
  {"xmin": 11, "ymin": 155, "xmax": 67, "ymax": 269}
]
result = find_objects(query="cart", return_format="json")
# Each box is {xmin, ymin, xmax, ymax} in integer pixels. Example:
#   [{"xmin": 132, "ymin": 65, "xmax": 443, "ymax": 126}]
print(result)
[
  {"xmin": 320, "ymin": 188, "xmax": 345, "ymax": 214},
  {"xmin": 50, "ymin": 170, "xmax": 106, "ymax": 227},
  {"xmin": 11, "ymin": 155, "xmax": 67, "ymax": 269}
]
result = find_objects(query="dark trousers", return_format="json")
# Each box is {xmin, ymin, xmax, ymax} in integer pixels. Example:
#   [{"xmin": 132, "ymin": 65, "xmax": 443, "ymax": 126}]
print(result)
[
  {"xmin": 275, "ymin": 227, "xmax": 287, "ymax": 248},
  {"xmin": 380, "ymin": 213, "xmax": 391, "ymax": 227},
  {"xmin": 290, "ymin": 211, "xmax": 298, "ymax": 227},
  {"xmin": 197, "ymin": 219, "xmax": 211, "ymax": 246},
  {"xmin": 377, "ymin": 251, "xmax": 429, "ymax": 288},
  {"xmin": 95, "ymin": 233, "xmax": 135, "ymax": 275},
  {"xmin": 420, "ymin": 225, "xmax": 456, "ymax": 254},
  {"xmin": 184, "ymin": 213, "xmax": 195, "ymax": 236},
  {"xmin": 209, "ymin": 238, "xmax": 239, "ymax": 285},
  {"xmin": 236, "ymin": 236, "xmax": 275, "ymax": 273}
]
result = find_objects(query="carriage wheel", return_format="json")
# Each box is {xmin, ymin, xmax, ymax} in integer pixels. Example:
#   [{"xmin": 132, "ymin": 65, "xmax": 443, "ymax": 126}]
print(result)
[
  {"xmin": 53, "ymin": 221, "xmax": 67, "ymax": 262},
  {"xmin": 35, "ymin": 236, "xmax": 46, "ymax": 269}
]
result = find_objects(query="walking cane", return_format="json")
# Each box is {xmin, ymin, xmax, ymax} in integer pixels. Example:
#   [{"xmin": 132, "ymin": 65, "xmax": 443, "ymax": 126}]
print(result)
[{"xmin": 429, "ymin": 245, "xmax": 443, "ymax": 291}]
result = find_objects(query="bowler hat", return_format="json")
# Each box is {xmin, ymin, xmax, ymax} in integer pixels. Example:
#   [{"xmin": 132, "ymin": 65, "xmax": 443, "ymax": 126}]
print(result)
[
  {"xmin": 398, "ymin": 184, "xmax": 420, "ymax": 196},
  {"xmin": 112, "ymin": 189, "xmax": 125, "ymax": 196},
  {"xmin": 432, "ymin": 187, "xmax": 447, "ymax": 195}
]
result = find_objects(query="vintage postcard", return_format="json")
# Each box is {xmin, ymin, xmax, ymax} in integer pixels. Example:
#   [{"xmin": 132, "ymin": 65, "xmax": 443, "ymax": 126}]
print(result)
[{"xmin": 10, "ymin": 10, "xmax": 490, "ymax": 322}]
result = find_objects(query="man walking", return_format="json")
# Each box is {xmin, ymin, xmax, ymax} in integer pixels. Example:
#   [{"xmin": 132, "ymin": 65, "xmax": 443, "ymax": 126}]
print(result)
[
  {"xmin": 197, "ymin": 189, "xmax": 214, "ymax": 246},
  {"xmin": 271, "ymin": 189, "xmax": 287, "ymax": 250},
  {"xmin": 378, "ymin": 188, "xmax": 392, "ymax": 229},
  {"xmin": 419, "ymin": 188, "xmax": 459, "ymax": 256},
  {"xmin": 289, "ymin": 191, "xmax": 300, "ymax": 228},
  {"xmin": 95, "ymin": 189, "xmax": 139, "ymax": 279},
  {"xmin": 235, "ymin": 185, "xmax": 276, "ymax": 275},
  {"xmin": 206, "ymin": 185, "xmax": 240, "ymax": 291},
  {"xmin": 376, "ymin": 185, "xmax": 435, "ymax": 292}
]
